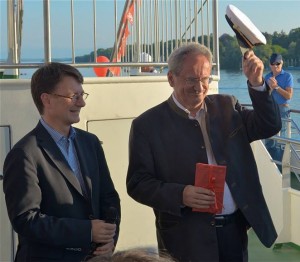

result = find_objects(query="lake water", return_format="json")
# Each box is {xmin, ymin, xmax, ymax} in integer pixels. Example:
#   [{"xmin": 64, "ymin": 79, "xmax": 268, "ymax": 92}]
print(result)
[
  {"xmin": 219, "ymin": 69, "xmax": 300, "ymax": 135},
  {"xmin": 219, "ymin": 69, "xmax": 300, "ymax": 108}
]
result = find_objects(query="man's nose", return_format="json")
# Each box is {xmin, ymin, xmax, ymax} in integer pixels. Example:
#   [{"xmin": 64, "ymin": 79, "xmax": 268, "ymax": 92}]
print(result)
[
  {"xmin": 75, "ymin": 97, "xmax": 86, "ymax": 107},
  {"xmin": 193, "ymin": 81, "xmax": 204, "ymax": 91}
]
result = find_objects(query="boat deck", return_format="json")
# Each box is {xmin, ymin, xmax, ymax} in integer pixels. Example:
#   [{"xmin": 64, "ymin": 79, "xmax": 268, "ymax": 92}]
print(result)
[{"xmin": 249, "ymin": 230, "xmax": 300, "ymax": 261}]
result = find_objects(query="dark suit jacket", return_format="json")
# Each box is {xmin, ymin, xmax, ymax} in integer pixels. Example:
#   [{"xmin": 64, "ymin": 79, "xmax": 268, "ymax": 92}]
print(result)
[
  {"xmin": 127, "ymin": 87, "xmax": 281, "ymax": 262},
  {"xmin": 3, "ymin": 122, "xmax": 121, "ymax": 262}
]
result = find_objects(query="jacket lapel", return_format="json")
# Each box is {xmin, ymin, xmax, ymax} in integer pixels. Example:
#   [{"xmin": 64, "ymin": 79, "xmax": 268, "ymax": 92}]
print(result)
[
  {"xmin": 35, "ymin": 123, "xmax": 85, "ymax": 196},
  {"xmin": 73, "ymin": 134, "xmax": 93, "ymax": 199}
]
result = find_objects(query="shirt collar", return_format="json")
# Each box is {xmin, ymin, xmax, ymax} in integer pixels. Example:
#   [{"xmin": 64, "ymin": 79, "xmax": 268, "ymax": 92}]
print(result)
[
  {"xmin": 40, "ymin": 118, "xmax": 76, "ymax": 143},
  {"xmin": 273, "ymin": 69, "xmax": 285, "ymax": 77},
  {"xmin": 171, "ymin": 93, "xmax": 206, "ymax": 119}
]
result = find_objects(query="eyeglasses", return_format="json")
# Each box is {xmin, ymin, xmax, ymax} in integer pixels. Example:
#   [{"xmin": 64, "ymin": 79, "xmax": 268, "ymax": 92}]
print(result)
[
  {"xmin": 50, "ymin": 92, "xmax": 89, "ymax": 102},
  {"xmin": 271, "ymin": 62, "xmax": 281, "ymax": 66},
  {"xmin": 184, "ymin": 76, "xmax": 213, "ymax": 87}
]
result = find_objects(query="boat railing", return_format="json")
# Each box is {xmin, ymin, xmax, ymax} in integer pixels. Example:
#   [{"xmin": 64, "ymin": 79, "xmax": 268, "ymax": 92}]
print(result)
[
  {"xmin": 272, "ymin": 110, "xmax": 300, "ymax": 182},
  {"xmin": 272, "ymin": 136, "xmax": 300, "ymax": 187},
  {"xmin": 288, "ymin": 118, "xmax": 300, "ymax": 141},
  {"xmin": 242, "ymin": 104, "xmax": 300, "ymax": 188},
  {"xmin": 268, "ymin": 115, "xmax": 300, "ymax": 188},
  {"xmin": 0, "ymin": 0, "xmax": 220, "ymax": 79}
]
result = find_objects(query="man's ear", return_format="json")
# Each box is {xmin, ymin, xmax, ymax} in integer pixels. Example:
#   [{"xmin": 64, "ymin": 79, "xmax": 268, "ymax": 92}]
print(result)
[
  {"xmin": 41, "ymin": 93, "xmax": 51, "ymax": 107},
  {"xmin": 167, "ymin": 71, "xmax": 175, "ymax": 87}
]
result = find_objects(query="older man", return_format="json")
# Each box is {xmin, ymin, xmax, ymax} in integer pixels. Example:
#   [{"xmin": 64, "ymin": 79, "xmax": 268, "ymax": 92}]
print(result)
[
  {"xmin": 265, "ymin": 53, "xmax": 294, "ymax": 162},
  {"xmin": 127, "ymin": 43, "xmax": 281, "ymax": 262}
]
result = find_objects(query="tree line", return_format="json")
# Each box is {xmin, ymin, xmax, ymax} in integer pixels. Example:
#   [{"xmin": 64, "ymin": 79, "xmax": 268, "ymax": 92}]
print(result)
[
  {"xmin": 220, "ymin": 27, "xmax": 300, "ymax": 70},
  {"xmin": 75, "ymin": 27, "xmax": 300, "ymax": 71}
]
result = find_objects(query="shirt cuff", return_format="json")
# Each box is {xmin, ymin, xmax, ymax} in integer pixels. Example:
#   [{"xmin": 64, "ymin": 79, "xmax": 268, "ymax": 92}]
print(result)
[{"xmin": 248, "ymin": 81, "xmax": 266, "ymax": 91}]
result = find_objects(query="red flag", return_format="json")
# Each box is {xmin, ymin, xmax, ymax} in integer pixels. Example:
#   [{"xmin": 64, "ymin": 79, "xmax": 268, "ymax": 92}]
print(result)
[
  {"xmin": 109, "ymin": 0, "xmax": 137, "ymax": 76},
  {"xmin": 127, "ymin": 3, "xmax": 134, "ymax": 25}
]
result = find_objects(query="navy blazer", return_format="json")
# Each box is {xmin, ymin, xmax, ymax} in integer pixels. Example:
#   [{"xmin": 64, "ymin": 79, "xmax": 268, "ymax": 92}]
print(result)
[
  {"xmin": 127, "ymin": 87, "xmax": 281, "ymax": 262},
  {"xmin": 3, "ymin": 122, "xmax": 121, "ymax": 262}
]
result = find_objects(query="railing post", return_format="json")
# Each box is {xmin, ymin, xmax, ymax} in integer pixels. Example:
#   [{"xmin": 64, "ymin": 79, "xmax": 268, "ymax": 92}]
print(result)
[
  {"xmin": 4, "ymin": 0, "xmax": 20, "ymax": 78},
  {"xmin": 282, "ymin": 142, "xmax": 291, "ymax": 188},
  {"xmin": 43, "ymin": 0, "xmax": 51, "ymax": 63},
  {"xmin": 287, "ymin": 118, "xmax": 292, "ymax": 139}
]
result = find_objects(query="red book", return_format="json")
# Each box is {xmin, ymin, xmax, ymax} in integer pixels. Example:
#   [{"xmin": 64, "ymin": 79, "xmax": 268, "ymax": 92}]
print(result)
[{"xmin": 193, "ymin": 163, "xmax": 227, "ymax": 214}]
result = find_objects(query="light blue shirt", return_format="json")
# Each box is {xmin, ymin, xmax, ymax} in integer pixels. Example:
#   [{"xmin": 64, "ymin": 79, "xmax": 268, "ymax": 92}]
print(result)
[
  {"xmin": 265, "ymin": 69, "xmax": 293, "ymax": 105},
  {"xmin": 40, "ymin": 118, "xmax": 87, "ymax": 197}
]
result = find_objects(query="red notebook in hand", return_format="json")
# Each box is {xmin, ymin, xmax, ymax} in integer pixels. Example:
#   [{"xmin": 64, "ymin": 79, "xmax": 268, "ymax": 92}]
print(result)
[{"xmin": 193, "ymin": 163, "xmax": 227, "ymax": 214}]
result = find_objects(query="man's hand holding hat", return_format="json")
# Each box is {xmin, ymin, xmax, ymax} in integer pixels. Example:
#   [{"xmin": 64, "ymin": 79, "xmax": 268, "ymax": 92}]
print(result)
[{"xmin": 243, "ymin": 50, "xmax": 264, "ymax": 87}]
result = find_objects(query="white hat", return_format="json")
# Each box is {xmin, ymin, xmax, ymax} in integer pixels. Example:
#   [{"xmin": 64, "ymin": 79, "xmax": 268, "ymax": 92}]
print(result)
[{"xmin": 225, "ymin": 5, "xmax": 266, "ymax": 48}]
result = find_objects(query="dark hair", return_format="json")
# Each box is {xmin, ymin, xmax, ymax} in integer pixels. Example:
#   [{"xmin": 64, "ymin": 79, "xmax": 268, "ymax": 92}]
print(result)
[{"xmin": 31, "ymin": 62, "xmax": 83, "ymax": 114}]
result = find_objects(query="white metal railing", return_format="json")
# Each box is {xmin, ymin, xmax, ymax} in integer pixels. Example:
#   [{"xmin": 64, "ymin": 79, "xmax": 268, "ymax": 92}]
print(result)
[
  {"xmin": 271, "ymin": 136, "xmax": 300, "ymax": 183},
  {"xmin": 242, "ymin": 104, "xmax": 300, "ymax": 187},
  {"xmin": 1, "ymin": 0, "xmax": 220, "ymax": 78},
  {"xmin": 267, "ymin": 115, "xmax": 300, "ymax": 188}
]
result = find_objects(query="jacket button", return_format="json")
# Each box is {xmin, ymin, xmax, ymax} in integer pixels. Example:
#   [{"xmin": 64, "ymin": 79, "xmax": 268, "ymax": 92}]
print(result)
[
  {"xmin": 211, "ymin": 220, "xmax": 215, "ymax": 226},
  {"xmin": 231, "ymin": 182, "xmax": 237, "ymax": 188}
]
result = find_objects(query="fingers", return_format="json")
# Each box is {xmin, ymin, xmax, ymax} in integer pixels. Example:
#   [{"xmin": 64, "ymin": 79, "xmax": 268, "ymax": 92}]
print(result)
[
  {"xmin": 243, "ymin": 50, "xmax": 264, "ymax": 86},
  {"xmin": 93, "ymin": 241, "xmax": 115, "ymax": 256},
  {"xmin": 243, "ymin": 51, "xmax": 263, "ymax": 72},
  {"xmin": 91, "ymin": 220, "xmax": 116, "ymax": 243},
  {"xmin": 268, "ymin": 77, "xmax": 277, "ymax": 89},
  {"xmin": 243, "ymin": 49, "xmax": 253, "ymax": 60},
  {"xmin": 183, "ymin": 185, "xmax": 215, "ymax": 209}
]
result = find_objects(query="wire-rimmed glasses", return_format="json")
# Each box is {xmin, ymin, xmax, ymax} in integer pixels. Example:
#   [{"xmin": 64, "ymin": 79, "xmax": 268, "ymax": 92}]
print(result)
[
  {"xmin": 184, "ymin": 76, "xmax": 213, "ymax": 87},
  {"xmin": 50, "ymin": 92, "xmax": 89, "ymax": 102}
]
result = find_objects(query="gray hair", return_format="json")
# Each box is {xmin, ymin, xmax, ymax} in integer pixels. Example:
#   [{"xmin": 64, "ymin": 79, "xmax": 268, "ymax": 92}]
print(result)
[{"xmin": 168, "ymin": 42, "xmax": 213, "ymax": 75}]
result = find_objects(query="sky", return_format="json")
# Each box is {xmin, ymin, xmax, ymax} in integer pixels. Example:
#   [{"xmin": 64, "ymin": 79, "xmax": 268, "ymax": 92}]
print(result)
[
  {"xmin": 218, "ymin": 0, "xmax": 299, "ymax": 36},
  {"xmin": 1, "ymin": 0, "xmax": 299, "ymax": 59}
]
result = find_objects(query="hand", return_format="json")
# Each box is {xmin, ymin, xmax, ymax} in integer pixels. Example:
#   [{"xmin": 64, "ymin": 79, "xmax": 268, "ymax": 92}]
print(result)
[
  {"xmin": 91, "ymin": 219, "xmax": 116, "ymax": 244},
  {"xmin": 182, "ymin": 185, "xmax": 215, "ymax": 209},
  {"xmin": 92, "ymin": 240, "xmax": 115, "ymax": 256},
  {"xmin": 243, "ymin": 50, "xmax": 264, "ymax": 87},
  {"xmin": 268, "ymin": 77, "xmax": 278, "ymax": 90}
]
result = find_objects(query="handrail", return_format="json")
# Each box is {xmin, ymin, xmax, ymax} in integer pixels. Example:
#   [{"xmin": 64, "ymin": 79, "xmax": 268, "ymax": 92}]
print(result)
[
  {"xmin": 270, "ymin": 127, "xmax": 300, "ymax": 186},
  {"xmin": 0, "ymin": 62, "xmax": 168, "ymax": 72},
  {"xmin": 290, "ymin": 109, "xmax": 300, "ymax": 114},
  {"xmin": 273, "ymin": 136, "xmax": 300, "ymax": 146},
  {"xmin": 242, "ymin": 103, "xmax": 300, "ymax": 185},
  {"xmin": 0, "ymin": 61, "xmax": 217, "ymax": 70}
]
